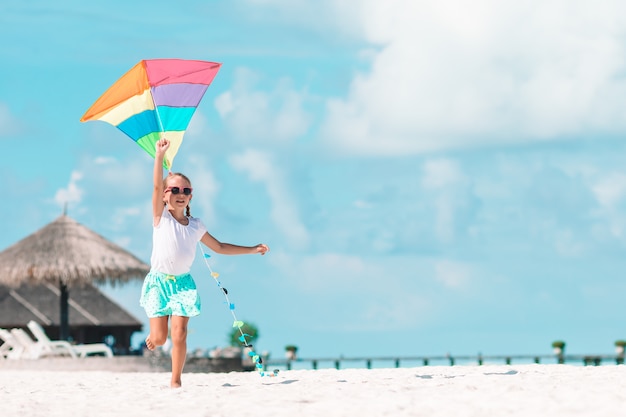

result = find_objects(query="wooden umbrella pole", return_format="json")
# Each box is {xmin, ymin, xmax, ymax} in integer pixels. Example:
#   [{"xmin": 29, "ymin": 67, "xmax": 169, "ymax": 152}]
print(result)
[{"xmin": 60, "ymin": 281, "xmax": 69, "ymax": 341}]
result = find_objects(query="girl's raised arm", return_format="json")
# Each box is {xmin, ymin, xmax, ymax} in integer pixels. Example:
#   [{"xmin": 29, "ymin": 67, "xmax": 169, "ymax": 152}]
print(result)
[{"xmin": 152, "ymin": 139, "xmax": 169, "ymax": 224}]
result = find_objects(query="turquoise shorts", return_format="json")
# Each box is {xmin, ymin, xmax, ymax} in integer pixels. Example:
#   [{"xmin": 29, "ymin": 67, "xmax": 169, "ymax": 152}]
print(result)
[{"xmin": 139, "ymin": 271, "xmax": 201, "ymax": 318}]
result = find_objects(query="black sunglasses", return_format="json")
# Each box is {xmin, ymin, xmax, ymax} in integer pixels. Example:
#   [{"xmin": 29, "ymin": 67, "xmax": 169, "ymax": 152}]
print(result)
[{"xmin": 165, "ymin": 186, "xmax": 193, "ymax": 195}]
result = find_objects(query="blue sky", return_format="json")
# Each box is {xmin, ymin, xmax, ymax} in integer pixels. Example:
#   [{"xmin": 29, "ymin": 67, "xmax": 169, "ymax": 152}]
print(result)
[{"xmin": 2, "ymin": 0, "xmax": 626, "ymax": 360}]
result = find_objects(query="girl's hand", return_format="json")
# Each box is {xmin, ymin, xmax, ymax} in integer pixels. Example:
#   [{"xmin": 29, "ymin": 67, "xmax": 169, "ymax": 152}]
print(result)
[
  {"xmin": 156, "ymin": 138, "xmax": 170, "ymax": 155},
  {"xmin": 255, "ymin": 244, "xmax": 270, "ymax": 255}
]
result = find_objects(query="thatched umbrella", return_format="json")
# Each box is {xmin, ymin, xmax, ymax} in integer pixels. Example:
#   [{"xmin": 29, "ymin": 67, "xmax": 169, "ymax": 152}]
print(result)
[{"xmin": 0, "ymin": 214, "xmax": 149, "ymax": 340}]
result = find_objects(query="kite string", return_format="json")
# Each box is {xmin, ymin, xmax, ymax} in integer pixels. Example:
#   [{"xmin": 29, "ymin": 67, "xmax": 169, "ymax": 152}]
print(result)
[{"xmin": 197, "ymin": 243, "xmax": 278, "ymax": 377}]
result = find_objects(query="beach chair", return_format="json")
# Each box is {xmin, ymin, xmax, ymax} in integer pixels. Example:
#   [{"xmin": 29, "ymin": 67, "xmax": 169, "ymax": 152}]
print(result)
[
  {"xmin": 10, "ymin": 328, "xmax": 77, "ymax": 359},
  {"xmin": 27, "ymin": 320, "xmax": 113, "ymax": 358},
  {"xmin": 0, "ymin": 328, "xmax": 25, "ymax": 360}
]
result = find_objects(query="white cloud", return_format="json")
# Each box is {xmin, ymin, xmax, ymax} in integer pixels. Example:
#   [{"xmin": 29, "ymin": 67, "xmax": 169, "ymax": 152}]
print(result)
[
  {"xmin": 110, "ymin": 206, "xmax": 142, "ymax": 230},
  {"xmin": 242, "ymin": 0, "xmax": 365, "ymax": 38},
  {"xmin": 270, "ymin": 251, "xmax": 365, "ymax": 292},
  {"xmin": 590, "ymin": 172, "xmax": 626, "ymax": 239},
  {"xmin": 359, "ymin": 293, "xmax": 432, "ymax": 331},
  {"xmin": 54, "ymin": 171, "xmax": 83, "ymax": 210},
  {"xmin": 187, "ymin": 110, "xmax": 209, "ymax": 136},
  {"xmin": 215, "ymin": 68, "xmax": 312, "ymax": 144},
  {"xmin": 321, "ymin": 0, "xmax": 626, "ymax": 155},
  {"xmin": 421, "ymin": 158, "xmax": 472, "ymax": 243},
  {"xmin": 435, "ymin": 260, "xmax": 471, "ymax": 290},
  {"xmin": 554, "ymin": 228, "xmax": 585, "ymax": 257},
  {"xmin": 591, "ymin": 172, "xmax": 626, "ymax": 208},
  {"xmin": 93, "ymin": 156, "xmax": 117, "ymax": 165},
  {"xmin": 185, "ymin": 155, "xmax": 220, "ymax": 227},
  {"xmin": 269, "ymin": 251, "xmax": 434, "ymax": 330},
  {"xmin": 422, "ymin": 159, "xmax": 465, "ymax": 189},
  {"xmin": 229, "ymin": 149, "xmax": 310, "ymax": 248},
  {"xmin": 353, "ymin": 199, "xmax": 372, "ymax": 209},
  {"xmin": 83, "ymin": 155, "xmax": 147, "ymax": 196},
  {"xmin": 0, "ymin": 102, "xmax": 23, "ymax": 137}
]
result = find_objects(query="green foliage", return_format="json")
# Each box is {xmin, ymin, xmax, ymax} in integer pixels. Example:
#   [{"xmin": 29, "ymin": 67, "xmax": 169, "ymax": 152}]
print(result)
[
  {"xmin": 228, "ymin": 322, "xmax": 259, "ymax": 347},
  {"xmin": 615, "ymin": 340, "xmax": 626, "ymax": 347},
  {"xmin": 551, "ymin": 340, "xmax": 566, "ymax": 349},
  {"xmin": 285, "ymin": 345, "xmax": 298, "ymax": 352}
]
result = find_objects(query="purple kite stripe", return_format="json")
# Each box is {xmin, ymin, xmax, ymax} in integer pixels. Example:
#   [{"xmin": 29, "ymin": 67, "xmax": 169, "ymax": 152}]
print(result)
[{"xmin": 151, "ymin": 83, "xmax": 209, "ymax": 107}]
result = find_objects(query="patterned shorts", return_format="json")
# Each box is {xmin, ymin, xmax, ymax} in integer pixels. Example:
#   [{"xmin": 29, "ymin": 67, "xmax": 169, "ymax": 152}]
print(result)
[{"xmin": 139, "ymin": 271, "xmax": 201, "ymax": 318}]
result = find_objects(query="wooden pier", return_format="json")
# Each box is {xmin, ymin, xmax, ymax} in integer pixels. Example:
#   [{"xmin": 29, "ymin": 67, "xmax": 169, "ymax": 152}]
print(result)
[{"xmin": 264, "ymin": 353, "xmax": 625, "ymax": 371}]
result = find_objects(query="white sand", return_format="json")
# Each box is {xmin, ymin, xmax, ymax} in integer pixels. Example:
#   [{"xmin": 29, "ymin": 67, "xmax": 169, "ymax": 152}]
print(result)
[{"xmin": 1, "ymin": 364, "xmax": 625, "ymax": 416}]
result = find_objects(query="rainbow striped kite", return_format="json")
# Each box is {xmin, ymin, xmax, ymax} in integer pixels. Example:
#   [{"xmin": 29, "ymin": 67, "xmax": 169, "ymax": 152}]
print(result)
[{"xmin": 80, "ymin": 59, "xmax": 221, "ymax": 170}]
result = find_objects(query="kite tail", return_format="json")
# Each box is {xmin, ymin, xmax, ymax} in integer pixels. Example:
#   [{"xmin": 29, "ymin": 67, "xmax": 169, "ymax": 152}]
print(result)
[{"xmin": 198, "ymin": 244, "xmax": 279, "ymax": 378}]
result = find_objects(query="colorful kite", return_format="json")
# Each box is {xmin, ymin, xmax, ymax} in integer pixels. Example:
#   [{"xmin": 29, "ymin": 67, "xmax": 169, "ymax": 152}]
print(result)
[{"xmin": 80, "ymin": 59, "xmax": 221, "ymax": 170}]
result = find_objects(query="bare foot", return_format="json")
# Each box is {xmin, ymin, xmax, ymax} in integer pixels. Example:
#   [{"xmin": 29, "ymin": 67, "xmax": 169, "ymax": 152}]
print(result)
[
  {"xmin": 171, "ymin": 380, "xmax": 182, "ymax": 389},
  {"xmin": 145, "ymin": 337, "xmax": 156, "ymax": 351}
]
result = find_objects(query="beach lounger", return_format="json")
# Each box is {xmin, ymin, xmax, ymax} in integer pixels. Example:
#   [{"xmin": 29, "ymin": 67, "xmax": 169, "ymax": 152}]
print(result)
[
  {"xmin": 0, "ymin": 328, "xmax": 25, "ymax": 360},
  {"xmin": 27, "ymin": 320, "xmax": 113, "ymax": 358},
  {"xmin": 10, "ymin": 328, "xmax": 77, "ymax": 359}
]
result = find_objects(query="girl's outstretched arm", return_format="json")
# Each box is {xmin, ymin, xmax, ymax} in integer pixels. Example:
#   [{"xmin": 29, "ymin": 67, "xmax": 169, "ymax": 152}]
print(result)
[
  {"xmin": 200, "ymin": 232, "xmax": 269, "ymax": 255},
  {"xmin": 152, "ymin": 139, "xmax": 169, "ymax": 225}
]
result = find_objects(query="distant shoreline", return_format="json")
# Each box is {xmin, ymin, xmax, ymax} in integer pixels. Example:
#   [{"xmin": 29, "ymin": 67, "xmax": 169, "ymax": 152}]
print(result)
[
  {"xmin": 0, "ymin": 355, "xmax": 250, "ymax": 373},
  {"xmin": 1, "ymin": 353, "xmax": 624, "ymax": 373}
]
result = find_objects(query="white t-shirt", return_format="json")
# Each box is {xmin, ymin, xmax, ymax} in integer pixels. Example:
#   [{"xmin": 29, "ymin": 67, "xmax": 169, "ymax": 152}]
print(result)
[{"xmin": 150, "ymin": 209, "xmax": 208, "ymax": 275}]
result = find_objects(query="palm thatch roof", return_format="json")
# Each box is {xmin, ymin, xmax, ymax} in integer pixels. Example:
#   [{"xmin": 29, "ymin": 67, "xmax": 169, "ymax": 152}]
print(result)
[
  {"xmin": 0, "ymin": 282, "xmax": 142, "ymax": 328},
  {"xmin": 0, "ymin": 214, "xmax": 149, "ymax": 287},
  {"xmin": 0, "ymin": 282, "xmax": 143, "ymax": 352}
]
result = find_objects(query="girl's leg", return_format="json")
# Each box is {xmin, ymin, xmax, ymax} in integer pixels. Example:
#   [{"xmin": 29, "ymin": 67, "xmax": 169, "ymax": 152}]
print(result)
[
  {"xmin": 169, "ymin": 315, "xmax": 190, "ymax": 388},
  {"xmin": 146, "ymin": 316, "xmax": 169, "ymax": 350}
]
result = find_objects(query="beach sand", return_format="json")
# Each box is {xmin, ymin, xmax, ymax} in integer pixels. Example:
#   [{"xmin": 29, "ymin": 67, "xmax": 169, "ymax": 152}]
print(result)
[{"xmin": 1, "ymin": 364, "xmax": 625, "ymax": 416}]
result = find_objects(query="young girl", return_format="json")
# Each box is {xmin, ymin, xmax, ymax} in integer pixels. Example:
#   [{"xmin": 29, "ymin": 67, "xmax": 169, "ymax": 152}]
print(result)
[{"xmin": 140, "ymin": 138, "xmax": 269, "ymax": 388}]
